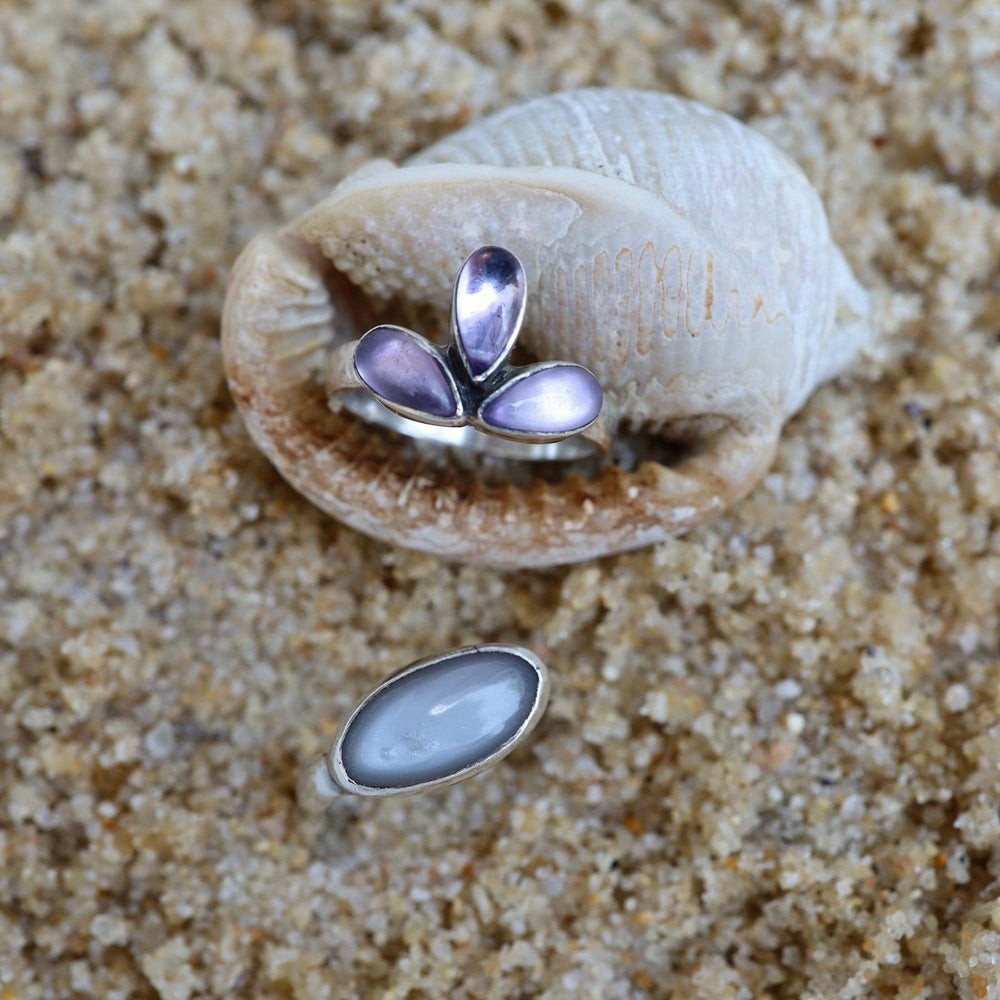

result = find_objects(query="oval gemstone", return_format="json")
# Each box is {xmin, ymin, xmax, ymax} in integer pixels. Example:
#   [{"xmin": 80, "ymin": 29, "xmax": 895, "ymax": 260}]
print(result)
[
  {"xmin": 355, "ymin": 325, "xmax": 458, "ymax": 419},
  {"xmin": 480, "ymin": 363, "xmax": 603, "ymax": 436},
  {"xmin": 454, "ymin": 246, "xmax": 525, "ymax": 378},
  {"xmin": 337, "ymin": 647, "xmax": 545, "ymax": 792}
]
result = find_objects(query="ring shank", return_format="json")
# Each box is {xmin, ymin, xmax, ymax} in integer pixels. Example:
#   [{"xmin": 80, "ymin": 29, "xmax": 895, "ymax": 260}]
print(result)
[{"xmin": 327, "ymin": 340, "xmax": 610, "ymax": 461}]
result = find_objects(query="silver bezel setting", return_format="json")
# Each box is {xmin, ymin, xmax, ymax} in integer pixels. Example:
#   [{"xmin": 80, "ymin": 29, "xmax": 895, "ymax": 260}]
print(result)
[
  {"xmin": 327, "ymin": 644, "xmax": 550, "ymax": 798},
  {"xmin": 353, "ymin": 324, "xmax": 466, "ymax": 427},
  {"xmin": 473, "ymin": 360, "xmax": 603, "ymax": 443},
  {"xmin": 451, "ymin": 246, "xmax": 527, "ymax": 384}
]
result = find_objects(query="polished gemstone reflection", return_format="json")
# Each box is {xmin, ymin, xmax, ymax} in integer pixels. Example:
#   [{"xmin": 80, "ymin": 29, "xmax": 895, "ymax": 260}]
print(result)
[
  {"xmin": 481, "ymin": 364, "xmax": 603, "ymax": 436},
  {"xmin": 454, "ymin": 246, "xmax": 525, "ymax": 378},
  {"xmin": 339, "ymin": 649, "xmax": 541, "ymax": 790},
  {"xmin": 354, "ymin": 325, "xmax": 458, "ymax": 418}
]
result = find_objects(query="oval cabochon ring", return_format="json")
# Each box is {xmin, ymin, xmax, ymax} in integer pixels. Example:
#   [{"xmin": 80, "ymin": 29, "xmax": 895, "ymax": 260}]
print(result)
[{"xmin": 299, "ymin": 644, "xmax": 550, "ymax": 806}]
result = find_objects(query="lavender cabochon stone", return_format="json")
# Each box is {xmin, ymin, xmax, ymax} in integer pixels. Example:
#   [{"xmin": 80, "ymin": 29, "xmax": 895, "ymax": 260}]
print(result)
[
  {"xmin": 455, "ymin": 247, "xmax": 525, "ymax": 377},
  {"xmin": 339, "ymin": 649, "xmax": 540, "ymax": 790},
  {"xmin": 355, "ymin": 326, "xmax": 458, "ymax": 418},
  {"xmin": 481, "ymin": 365, "xmax": 603, "ymax": 436}
]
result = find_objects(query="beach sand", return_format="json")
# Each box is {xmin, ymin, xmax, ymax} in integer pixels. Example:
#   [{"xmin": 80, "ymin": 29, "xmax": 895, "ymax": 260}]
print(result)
[{"xmin": 2, "ymin": 2, "xmax": 1000, "ymax": 997}]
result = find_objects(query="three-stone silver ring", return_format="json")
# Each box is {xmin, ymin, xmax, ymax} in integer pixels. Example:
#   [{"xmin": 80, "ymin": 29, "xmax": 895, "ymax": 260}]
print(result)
[
  {"xmin": 325, "ymin": 246, "xmax": 609, "ymax": 461},
  {"xmin": 299, "ymin": 645, "xmax": 550, "ymax": 805}
]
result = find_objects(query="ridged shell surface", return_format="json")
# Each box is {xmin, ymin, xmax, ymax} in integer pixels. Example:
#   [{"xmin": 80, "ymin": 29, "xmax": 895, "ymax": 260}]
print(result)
[{"xmin": 222, "ymin": 88, "xmax": 872, "ymax": 567}]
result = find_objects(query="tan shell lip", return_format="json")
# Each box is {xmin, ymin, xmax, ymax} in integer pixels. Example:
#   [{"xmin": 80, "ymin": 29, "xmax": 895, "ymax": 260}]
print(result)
[{"xmin": 221, "ymin": 89, "xmax": 870, "ymax": 567}]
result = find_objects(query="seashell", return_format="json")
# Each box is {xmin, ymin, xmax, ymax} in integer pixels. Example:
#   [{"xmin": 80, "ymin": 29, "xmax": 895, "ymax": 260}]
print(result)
[{"xmin": 222, "ymin": 88, "xmax": 871, "ymax": 567}]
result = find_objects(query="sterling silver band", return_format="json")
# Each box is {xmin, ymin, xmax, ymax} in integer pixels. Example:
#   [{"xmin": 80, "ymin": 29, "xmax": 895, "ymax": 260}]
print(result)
[{"xmin": 326, "ymin": 361, "xmax": 612, "ymax": 461}]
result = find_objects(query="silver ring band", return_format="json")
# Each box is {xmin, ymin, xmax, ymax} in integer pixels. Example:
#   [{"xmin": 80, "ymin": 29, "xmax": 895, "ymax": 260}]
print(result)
[{"xmin": 328, "ymin": 374, "xmax": 611, "ymax": 462}]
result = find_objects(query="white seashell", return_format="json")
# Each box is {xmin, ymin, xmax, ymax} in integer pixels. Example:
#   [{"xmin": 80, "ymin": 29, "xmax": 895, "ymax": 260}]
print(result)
[{"xmin": 222, "ymin": 88, "xmax": 871, "ymax": 567}]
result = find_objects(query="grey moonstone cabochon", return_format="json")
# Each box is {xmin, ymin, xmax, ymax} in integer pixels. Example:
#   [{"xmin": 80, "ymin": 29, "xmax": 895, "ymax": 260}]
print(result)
[{"xmin": 338, "ymin": 648, "xmax": 542, "ymax": 791}]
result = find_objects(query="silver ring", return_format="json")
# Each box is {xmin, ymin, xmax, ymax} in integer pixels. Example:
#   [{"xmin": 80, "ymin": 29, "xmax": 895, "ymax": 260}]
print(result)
[
  {"xmin": 299, "ymin": 644, "xmax": 550, "ymax": 806},
  {"xmin": 325, "ymin": 246, "xmax": 609, "ymax": 461}
]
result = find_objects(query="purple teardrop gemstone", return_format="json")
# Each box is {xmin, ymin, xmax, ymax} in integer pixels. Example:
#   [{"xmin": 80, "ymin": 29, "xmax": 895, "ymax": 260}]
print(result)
[
  {"xmin": 355, "ymin": 326, "xmax": 459, "ymax": 419},
  {"xmin": 480, "ymin": 364, "xmax": 603, "ymax": 436},
  {"xmin": 454, "ymin": 247, "xmax": 525, "ymax": 379}
]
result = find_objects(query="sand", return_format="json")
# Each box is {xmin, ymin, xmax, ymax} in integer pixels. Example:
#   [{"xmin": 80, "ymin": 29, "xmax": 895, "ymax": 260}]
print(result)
[{"xmin": 2, "ymin": 1, "xmax": 1000, "ymax": 997}]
